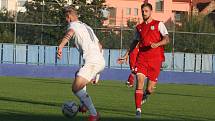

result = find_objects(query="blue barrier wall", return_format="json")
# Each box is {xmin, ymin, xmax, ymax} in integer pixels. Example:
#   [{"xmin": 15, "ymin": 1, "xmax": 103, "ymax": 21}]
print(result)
[
  {"xmin": 28, "ymin": 45, "xmax": 39, "ymax": 64},
  {"xmin": 16, "ymin": 44, "xmax": 26, "ymax": 64},
  {"xmin": 0, "ymin": 43, "xmax": 215, "ymax": 73},
  {"xmin": 2, "ymin": 44, "xmax": 13, "ymax": 63},
  {"xmin": 0, "ymin": 43, "xmax": 214, "ymax": 85},
  {"xmin": 45, "ymin": 46, "xmax": 56, "ymax": 65},
  {"xmin": 213, "ymin": 55, "xmax": 215, "ymax": 73},
  {"xmin": 39, "ymin": 46, "xmax": 45, "ymax": 64},
  {"xmin": 0, "ymin": 64, "xmax": 214, "ymax": 85},
  {"xmin": 0, "ymin": 44, "xmax": 2, "ymax": 62},
  {"xmin": 68, "ymin": 48, "xmax": 78, "ymax": 65}
]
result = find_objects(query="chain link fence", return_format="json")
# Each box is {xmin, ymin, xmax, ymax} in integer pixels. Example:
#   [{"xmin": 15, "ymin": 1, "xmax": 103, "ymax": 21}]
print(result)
[{"xmin": 0, "ymin": 1, "xmax": 215, "ymax": 72}]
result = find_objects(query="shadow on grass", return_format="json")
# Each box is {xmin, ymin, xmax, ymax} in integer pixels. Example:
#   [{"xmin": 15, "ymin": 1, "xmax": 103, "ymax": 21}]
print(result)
[
  {"xmin": 0, "ymin": 96, "xmax": 133, "ymax": 117},
  {"xmin": 0, "ymin": 111, "xmax": 201, "ymax": 121},
  {"xmin": 15, "ymin": 77, "xmax": 126, "ymax": 87},
  {"xmin": 97, "ymin": 106, "xmax": 215, "ymax": 121},
  {"xmin": 0, "ymin": 99, "xmax": 214, "ymax": 121},
  {"xmin": 0, "ymin": 96, "xmax": 61, "ymax": 107},
  {"xmin": 156, "ymin": 92, "xmax": 215, "ymax": 99},
  {"xmin": 16, "ymin": 77, "xmax": 72, "ymax": 85}
]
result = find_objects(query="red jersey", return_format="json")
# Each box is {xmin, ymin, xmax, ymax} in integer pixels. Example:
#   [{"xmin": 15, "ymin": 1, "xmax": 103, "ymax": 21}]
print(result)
[{"xmin": 136, "ymin": 20, "xmax": 164, "ymax": 61}]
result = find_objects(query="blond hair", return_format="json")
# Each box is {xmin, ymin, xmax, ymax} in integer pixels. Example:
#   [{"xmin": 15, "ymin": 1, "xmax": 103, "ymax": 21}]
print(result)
[{"xmin": 64, "ymin": 6, "xmax": 78, "ymax": 16}]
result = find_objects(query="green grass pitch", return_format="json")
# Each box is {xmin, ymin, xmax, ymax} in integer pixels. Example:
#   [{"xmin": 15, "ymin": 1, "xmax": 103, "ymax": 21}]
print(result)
[{"xmin": 0, "ymin": 76, "xmax": 215, "ymax": 121}]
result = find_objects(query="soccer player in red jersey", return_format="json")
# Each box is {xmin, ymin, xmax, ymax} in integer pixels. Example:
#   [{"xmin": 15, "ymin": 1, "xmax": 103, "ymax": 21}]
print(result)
[{"xmin": 118, "ymin": 3, "xmax": 169, "ymax": 118}]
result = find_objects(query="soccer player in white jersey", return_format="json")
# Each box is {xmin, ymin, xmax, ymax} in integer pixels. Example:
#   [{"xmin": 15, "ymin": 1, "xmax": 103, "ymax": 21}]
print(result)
[{"xmin": 57, "ymin": 6, "xmax": 105, "ymax": 121}]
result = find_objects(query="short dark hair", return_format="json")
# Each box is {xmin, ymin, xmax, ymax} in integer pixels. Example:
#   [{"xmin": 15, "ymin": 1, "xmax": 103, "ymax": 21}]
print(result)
[
  {"xmin": 63, "ymin": 6, "xmax": 78, "ymax": 16},
  {"xmin": 141, "ymin": 3, "xmax": 153, "ymax": 10}
]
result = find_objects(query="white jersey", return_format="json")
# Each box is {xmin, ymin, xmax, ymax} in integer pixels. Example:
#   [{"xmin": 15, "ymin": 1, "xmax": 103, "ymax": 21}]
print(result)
[{"xmin": 68, "ymin": 21, "xmax": 104, "ymax": 64}]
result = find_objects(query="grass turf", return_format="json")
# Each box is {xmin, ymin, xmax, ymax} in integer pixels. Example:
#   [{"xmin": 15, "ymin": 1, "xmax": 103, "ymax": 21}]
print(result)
[{"xmin": 0, "ymin": 76, "xmax": 215, "ymax": 121}]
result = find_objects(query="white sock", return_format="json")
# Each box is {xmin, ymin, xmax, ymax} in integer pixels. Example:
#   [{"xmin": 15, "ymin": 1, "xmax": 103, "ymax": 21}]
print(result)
[
  {"xmin": 75, "ymin": 88, "xmax": 97, "ymax": 116},
  {"xmin": 80, "ymin": 86, "xmax": 87, "ymax": 107},
  {"xmin": 137, "ymin": 108, "xmax": 141, "ymax": 112}
]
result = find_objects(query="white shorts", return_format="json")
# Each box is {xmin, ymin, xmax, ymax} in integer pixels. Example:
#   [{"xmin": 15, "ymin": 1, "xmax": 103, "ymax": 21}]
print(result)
[{"xmin": 77, "ymin": 62, "xmax": 105, "ymax": 81}]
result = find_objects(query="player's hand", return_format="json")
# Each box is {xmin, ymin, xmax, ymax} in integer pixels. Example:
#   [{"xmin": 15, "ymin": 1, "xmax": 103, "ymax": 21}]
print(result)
[
  {"xmin": 117, "ymin": 56, "xmax": 128, "ymax": 64},
  {"xmin": 117, "ymin": 58, "xmax": 125, "ymax": 64},
  {"xmin": 151, "ymin": 42, "xmax": 160, "ymax": 48},
  {"xmin": 57, "ymin": 47, "xmax": 63, "ymax": 60}
]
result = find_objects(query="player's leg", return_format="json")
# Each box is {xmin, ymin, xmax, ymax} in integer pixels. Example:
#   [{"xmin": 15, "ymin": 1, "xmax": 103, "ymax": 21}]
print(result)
[
  {"xmin": 72, "ymin": 76, "xmax": 98, "ymax": 116},
  {"xmin": 134, "ymin": 52, "xmax": 148, "ymax": 117},
  {"xmin": 73, "ymin": 76, "xmax": 101, "ymax": 121},
  {"xmin": 147, "ymin": 61, "xmax": 161, "ymax": 94},
  {"xmin": 72, "ymin": 64, "xmax": 103, "ymax": 119},
  {"xmin": 146, "ymin": 80, "xmax": 157, "ymax": 93},
  {"xmin": 141, "ymin": 78, "xmax": 149, "ymax": 104},
  {"xmin": 79, "ymin": 86, "xmax": 88, "ymax": 113},
  {"xmin": 126, "ymin": 73, "xmax": 135, "ymax": 87},
  {"xmin": 142, "ymin": 61, "xmax": 161, "ymax": 104},
  {"xmin": 127, "ymin": 47, "xmax": 138, "ymax": 87},
  {"xmin": 135, "ymin": 73, "xmax": 147, "ymax": 118},
  {"xmin": 142, "ymin": 79, "xmax": 156, "ymax": 104}
]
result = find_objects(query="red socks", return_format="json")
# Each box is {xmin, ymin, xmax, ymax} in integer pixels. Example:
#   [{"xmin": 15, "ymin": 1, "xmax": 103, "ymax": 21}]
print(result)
[
  {"xmin": 135, "ymin": 89, "xmax": 143, "ymax": 109},
  {"xmin": 128, "ymin": 73, "xmax": 134, "ymax": 85}
]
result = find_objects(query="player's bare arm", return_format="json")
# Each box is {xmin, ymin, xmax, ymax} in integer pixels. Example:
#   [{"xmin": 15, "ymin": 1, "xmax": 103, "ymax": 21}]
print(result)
[
  {"xmin": 151, "ymin": 35, "xmax": 170, "ymax": 48},
  {"xmin": 57, "ymin": 29, "xmax": 74, "ymax": 59},
  {"xmin": 117, "ymin": 40, "xmax": 139, "ymax": 64}
]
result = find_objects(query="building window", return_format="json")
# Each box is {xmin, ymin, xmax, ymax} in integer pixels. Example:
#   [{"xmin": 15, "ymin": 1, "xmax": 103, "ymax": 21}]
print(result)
[
  {"xmin": 109, "ymin": 7, "xmax": 117, "ymax": 25},
  {"xmin": 102, "ymin": 8, "xmax": 109, "ymax": 18},
  {"xmin": 175, "ymin": 13, "xmax": 181, "ymax": 21},
  {"xmin": 156, "ymin": 0, "xmax": 164, "ymax": 12},
  {"xmin": 1, "ymin": 0, "xmax": 8, "ymax": 9},
  {"xmin": 126, "ymin": 8, "xmax": 131, "ymax": 15},
  {"xmin": 175, "ymin": 11, "xmax": 187, "ymax": 22},
  {"xmin": 134, "ymin": 8, "xmax": 138, "ymax": 16}
]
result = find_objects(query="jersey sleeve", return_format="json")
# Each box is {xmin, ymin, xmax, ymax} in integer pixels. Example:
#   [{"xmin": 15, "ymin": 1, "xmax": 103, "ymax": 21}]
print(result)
[
  {"xmin": 158, "ymin": 22, "xmax": 168, "ymax": 36},
  {"xmin": 67, "ymin": 23, "xmax": 76, "ymax": 31},
  {"xmin": 129, "ymin": 28, "xmax": 140, "ymax": 52}
]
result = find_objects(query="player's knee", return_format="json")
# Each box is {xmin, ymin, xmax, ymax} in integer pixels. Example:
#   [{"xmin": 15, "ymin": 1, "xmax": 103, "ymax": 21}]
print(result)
[
  {"xmin": 72, "ymin": 80, "xmax": 86, "ymax": 93},
  {"xmin": 147, "ymin": 84, "xmax": 155, "ymax": 94},
  {"xmin": 71, "ymin": 82, "xmax": 81, "ymax": 93},
  {"xmin": 146, "ymin": 87, "xmax": 153, "ymax": 94},
  {"xmin": 72, "ymin": 85, "xmax": 77, "ymax": 93},
  {"xmin": 136, "ymin": 82, "xmax": 145, "ymax": 90},
  {"xmin": 72, "ymin": 85, "xmax": 83, "ymax": 93},
  {"xmin": 137, "ymin": 73, "xmax": 146, "ymax": 80}
]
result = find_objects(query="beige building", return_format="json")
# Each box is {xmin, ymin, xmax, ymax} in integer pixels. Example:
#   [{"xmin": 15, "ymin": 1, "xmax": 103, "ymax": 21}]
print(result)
[
  {"xmin": 0, "ymin": 0, "xmax": 28, "ymax": 12},
  {"xmin": 104, "ymin": 0, "xmax": 215, "ymax": 27},
  {"xmin": 0, "ymin": 0, "xmax": 74, "ymax": 12}
]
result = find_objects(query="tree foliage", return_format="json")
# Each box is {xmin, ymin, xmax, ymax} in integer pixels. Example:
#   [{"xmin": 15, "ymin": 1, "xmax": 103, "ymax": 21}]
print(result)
[
  {"xmin": 174, "ymin": 15, "xmax": 215, "ymax": 53},
  {"xmin": 0, "ymin": 1, "xmax": 215, "ymax": 53},
  {"xmin": 0, "ymin": 0, "xmax": 107, "ymax": 45}
]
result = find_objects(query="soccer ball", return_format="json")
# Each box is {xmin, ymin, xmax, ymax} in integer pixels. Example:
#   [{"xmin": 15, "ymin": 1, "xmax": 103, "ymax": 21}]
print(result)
[{"xmin": 62, "ymin": 101, "xmax": 79, "ymax": 118}]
